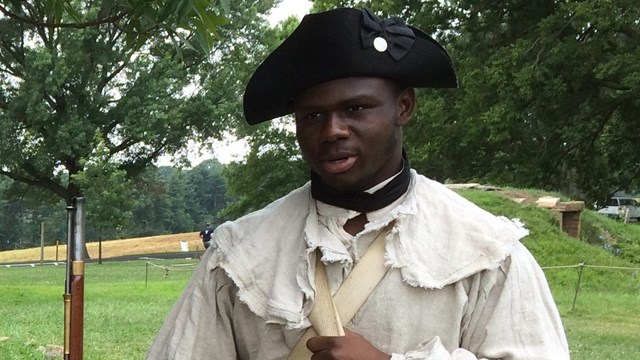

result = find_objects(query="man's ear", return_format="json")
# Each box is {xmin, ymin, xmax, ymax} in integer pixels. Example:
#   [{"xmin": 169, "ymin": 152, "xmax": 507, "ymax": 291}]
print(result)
[{"xmin": 396, "ymin": 87, "xmax": 416, "ymax": 126}]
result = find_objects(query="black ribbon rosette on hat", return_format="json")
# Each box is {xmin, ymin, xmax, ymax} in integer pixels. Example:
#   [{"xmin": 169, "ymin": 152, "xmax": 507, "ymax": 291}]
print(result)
[{"xmin": 360, "ymin": 8, "xmax": 415, "ymax": 61}]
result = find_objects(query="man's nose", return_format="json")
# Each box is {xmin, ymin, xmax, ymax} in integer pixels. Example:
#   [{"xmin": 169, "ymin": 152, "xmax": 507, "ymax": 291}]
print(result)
[{"xmin": 321, "ymin": 114, "xmax": 350, "ymax": 141}]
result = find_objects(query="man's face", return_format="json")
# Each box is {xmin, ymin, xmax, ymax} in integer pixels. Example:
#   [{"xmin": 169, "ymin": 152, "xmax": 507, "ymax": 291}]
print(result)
[{"xmin": 294, "ymin": 77, "xmax": 414, "ymax": 192}]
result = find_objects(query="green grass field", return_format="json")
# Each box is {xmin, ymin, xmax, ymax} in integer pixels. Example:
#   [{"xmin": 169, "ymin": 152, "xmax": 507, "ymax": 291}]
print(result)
[
  {"xmin": 0, "ymin": 260, "xmax": 196, "ymax": 359},
  {"xmin": 1, "ymin": 189, "xmax": 639, "ymax": 359}
]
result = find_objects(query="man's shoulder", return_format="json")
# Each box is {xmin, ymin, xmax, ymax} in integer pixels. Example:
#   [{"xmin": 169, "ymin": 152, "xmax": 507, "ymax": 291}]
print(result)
[
  {"xmin": 240, "ymin": 183, "xmax": 309, "ymax": 216},
  {"xmin": 409, "ymin": 170, "xmax": 483, "ymax": 209},
  {"xmin": 396, "ymin": 169, "xmax": 529, "ymax": 288},
  {"xmin": 216, "ymin": 183, "xmax": 311, "ymax": 235},
  {"xmin": 408, "ymin": 170, "xmax": 468, "ymax": 205}
]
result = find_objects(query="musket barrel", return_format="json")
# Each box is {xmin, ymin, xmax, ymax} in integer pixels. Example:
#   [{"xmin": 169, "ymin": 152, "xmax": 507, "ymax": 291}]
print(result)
[
  {"xmin": 64, "ymin": 205, "xmax": 75, "ymax": 294},
  {"xmin": 73, "ymin": 198, "xmax": 86, "ymax": 262}
]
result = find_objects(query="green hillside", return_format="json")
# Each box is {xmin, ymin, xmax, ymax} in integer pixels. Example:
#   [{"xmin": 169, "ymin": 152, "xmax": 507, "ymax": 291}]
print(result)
[{"xmin": 460, "ymin": 188, "xmax": 639, "ymax": 290}]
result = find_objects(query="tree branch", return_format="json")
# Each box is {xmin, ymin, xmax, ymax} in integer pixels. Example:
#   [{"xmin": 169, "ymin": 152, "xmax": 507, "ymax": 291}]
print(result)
[
  {"xmin": 108, "ymin": 137, "xmax": 139, "ymax": 155},
  {"xmin": 583, "ymin": 91, "xmax": 638, "ymax": 149},
  {"xmin": 97, "ymin": 60, "xmax": 128, "ymax": 94},
  {"xmin": 22, "ymin": 1, "xmax": 51, "ymax": 47},
  {"xmin": 585, "ymin": 77, "xmax": 633, "ymax": 91},
  {"xmin": 0, "ymin": 166, "xmax": 69, "ymax": 201},
  {"xmin": 0, "ymin": 3, "xmax": 126, "ymax": 29},
  {"xmin": 577, "ymin": 25, "xmax": 595, "ymax": 43},
  {"xmin": 0, "ymin": 58, "xmax": 21, "ymax": 76},
  {"xmin": 119, "ymin": 145, "xmax": 167, "ymax": 178},
  {"xmin": 617, "ymin": 26, "xmax": 638, "ymax": 39}
]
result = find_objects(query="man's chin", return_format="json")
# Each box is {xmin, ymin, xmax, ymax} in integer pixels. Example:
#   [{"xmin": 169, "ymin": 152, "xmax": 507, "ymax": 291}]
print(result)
[{"xmin": 319, "ymin": 174, "xmax": 369, "ymax": 193}]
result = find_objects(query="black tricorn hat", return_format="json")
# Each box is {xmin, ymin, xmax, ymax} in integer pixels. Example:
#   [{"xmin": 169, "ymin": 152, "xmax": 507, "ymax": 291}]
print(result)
[{"xmin": 243, "ymin": 7, "xmax": 458, "ymax": 125}]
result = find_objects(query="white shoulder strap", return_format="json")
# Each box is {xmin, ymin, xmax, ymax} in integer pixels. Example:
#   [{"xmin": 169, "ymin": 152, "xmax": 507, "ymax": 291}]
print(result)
[
  {"xmin": 287, "ymin": 224, "xmax": 392, "ymax": 359},
  {"xmin": 308, "ymin": 253, "xmax": 345, "ymax": 337}
]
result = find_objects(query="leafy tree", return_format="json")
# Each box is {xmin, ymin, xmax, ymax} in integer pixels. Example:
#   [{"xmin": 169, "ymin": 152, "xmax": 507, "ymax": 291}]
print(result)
[
  {"xmin": 186, "ymin": 159, "xmax": 228, "ymax": 225},
  {"xmin": 161, "ymin": 167, "xmax": 196, "ymax": 233},
  {"xmin": 0, "ymin": 176, "xmax": 66, "ymax": 250},
  {"xmin": 73, "ymin": 148, "xmax": 135, "ymax": 240},
  {"xmin": 0, "ymin": 178, "xmax": 24, "ymax": 249},
  {"xmin": 0, "ymin": 0, "xmax": 230, "ymax": 54},
  {"xmin": 221, "ymin": 122, "xmax": 308, "ymax": 218},
  {"xmin": 105, "ymin": 166, "xmax": 179, "ymax": 238},
  {"xmin": 435, "ymin": 0, "xmax": 638, "ymax": 203},
  {"xmin": 0, "ymin": 0, "xmax": 277, "ymax": 255}
]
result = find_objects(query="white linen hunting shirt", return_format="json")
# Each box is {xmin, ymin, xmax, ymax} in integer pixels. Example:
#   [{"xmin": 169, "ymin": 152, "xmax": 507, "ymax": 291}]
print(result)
[{"xmin": 147, "ymin": 170, "xmax": 570, "ymax": 359}]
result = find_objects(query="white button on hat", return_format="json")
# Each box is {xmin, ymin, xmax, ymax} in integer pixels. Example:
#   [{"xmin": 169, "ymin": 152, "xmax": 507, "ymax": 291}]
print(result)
[{"xmin": 373, "ymin": 37, "xmax": 388, "ymax": 52}]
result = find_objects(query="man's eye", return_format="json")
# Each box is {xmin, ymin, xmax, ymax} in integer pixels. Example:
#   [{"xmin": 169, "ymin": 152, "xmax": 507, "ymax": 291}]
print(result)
[
  {"xmin": 304, "ymin": 112, "xmax": 322, "ymax": 120},
  {"xmin": 347, "ymin": 105, "xmax": 366, "ymax": 112}
]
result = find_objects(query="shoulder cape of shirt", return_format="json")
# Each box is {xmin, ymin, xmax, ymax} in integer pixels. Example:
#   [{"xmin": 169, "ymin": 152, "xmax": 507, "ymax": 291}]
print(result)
[{"xmin": 206, "ymin": 170, "xmax": 529, "ymax": 329}]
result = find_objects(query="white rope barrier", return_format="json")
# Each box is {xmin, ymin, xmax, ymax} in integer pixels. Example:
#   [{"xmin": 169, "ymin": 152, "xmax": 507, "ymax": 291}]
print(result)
[
  {"xmin": 539, "ymin": 262, "xmax": 639, "ymax": 311},
  {"xmin": 541, "ymin": 263, "xmax": 640, "ymax": 271},
  {"xmin": 145, "ymin": 261, "xmax": 197, "ymax": 271},
  {"xmin": 144, "ymin": 260, "xmax": 198, "ymax": 285},
  {"xmin": 582, "ymin": 264, "xmax": 640, "ymax": 271},
  {"xmin": 540, "ymin": 264, "xmax": 582, "ymax": 270}
]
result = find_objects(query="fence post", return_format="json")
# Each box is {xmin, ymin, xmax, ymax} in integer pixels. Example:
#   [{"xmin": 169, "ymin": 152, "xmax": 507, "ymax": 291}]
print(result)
[
  {"xmin": 572, "ymin": 262, "xmax": 585, "ymax": 311},
  {"xmin": 40, "ymin": 222, "xmax": 45, "ymax": 265}
]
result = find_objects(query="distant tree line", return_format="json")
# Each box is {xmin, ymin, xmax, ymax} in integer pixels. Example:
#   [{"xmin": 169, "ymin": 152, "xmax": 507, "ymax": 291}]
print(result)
[{"xmin": 0, "ymin": 159, "xmax": 228, "ymax": 251}]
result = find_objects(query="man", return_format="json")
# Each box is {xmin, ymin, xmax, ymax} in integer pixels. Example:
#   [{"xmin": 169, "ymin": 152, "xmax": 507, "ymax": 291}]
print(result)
[
  {"xmin": 199, "ymin": 223, "xmax": 213, "ymax": 249},
  {"xmin": 148, "ymin": 7, "xmax": 570, "ymax": 359}
]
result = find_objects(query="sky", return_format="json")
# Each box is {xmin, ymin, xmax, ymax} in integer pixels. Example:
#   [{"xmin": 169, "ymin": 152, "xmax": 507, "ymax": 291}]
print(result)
[
  {"xmin": 158, "ymin": 0, "xmax": 313, "ymax": 167},
  {"xmin": 268, "ymin": 0, "xmax": 313, "ymax": 25}
]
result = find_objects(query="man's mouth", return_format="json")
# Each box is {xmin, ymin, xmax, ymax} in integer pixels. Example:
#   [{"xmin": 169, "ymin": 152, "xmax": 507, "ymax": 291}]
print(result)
[{"xmin": 322, "ymin": 155, "xmax": 357, "ymax": 174}]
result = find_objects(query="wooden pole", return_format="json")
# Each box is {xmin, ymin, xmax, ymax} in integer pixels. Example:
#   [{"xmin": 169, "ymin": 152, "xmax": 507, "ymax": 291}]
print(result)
[
  {"xmin": 40, "ymin": 222, "xmax": 45, "ymax": 265},
  {"xmin": 98, "ymin": 234, "xmax": 102, "ymax": 265},
  {"xmin": 572, "ymin": 262, "xmax": 585, "ymax": 311}
]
